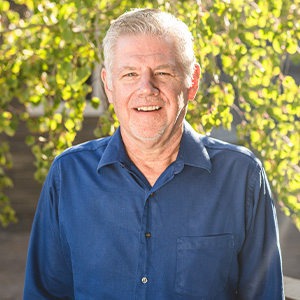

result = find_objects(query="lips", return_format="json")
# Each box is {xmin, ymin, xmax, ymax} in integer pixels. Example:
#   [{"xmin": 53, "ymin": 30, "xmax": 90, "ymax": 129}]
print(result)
[{"xmin": 135, "ymin": 105, "xmax": 162, "ymax": 112}]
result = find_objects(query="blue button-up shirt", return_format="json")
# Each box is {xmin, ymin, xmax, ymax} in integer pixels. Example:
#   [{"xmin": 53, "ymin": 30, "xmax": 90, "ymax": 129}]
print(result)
[{"xmin": 24, "ymin": 121, "xmax": 284, "ymax": 299}]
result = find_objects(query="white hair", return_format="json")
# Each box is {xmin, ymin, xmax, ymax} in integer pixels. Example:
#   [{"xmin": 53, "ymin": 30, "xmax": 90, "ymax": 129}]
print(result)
[{"xmin": 102, "ymin": 8, "xmax": 196, "ymax": 89}]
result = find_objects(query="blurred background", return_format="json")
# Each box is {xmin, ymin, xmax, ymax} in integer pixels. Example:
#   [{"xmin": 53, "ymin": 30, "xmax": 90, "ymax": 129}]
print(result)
[{"xmin": 0, "ymin": 0, "xmax": 300, "ymax": 299}]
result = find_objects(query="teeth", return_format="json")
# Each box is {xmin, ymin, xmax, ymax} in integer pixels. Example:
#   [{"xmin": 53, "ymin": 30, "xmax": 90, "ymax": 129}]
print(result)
[{"xmin": 137, "ymin": 106, "xmax": 161, "ymax": 111}]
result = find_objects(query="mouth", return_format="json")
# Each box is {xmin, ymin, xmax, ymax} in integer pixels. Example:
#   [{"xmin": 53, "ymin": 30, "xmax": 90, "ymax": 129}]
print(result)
[{"xmin": 135, "ymin": 105, "xmax": 162, "ymax": 112}]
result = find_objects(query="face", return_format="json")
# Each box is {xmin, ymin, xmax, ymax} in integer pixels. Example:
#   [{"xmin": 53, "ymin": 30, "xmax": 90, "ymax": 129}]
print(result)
[{"xmin": 102, "ymin": 34, "xmax": 200, "ymax": 145}]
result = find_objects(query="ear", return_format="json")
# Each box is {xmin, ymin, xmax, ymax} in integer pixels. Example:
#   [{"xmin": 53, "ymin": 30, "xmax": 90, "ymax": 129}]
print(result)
[
  {"xmin": 101, "ymin": 68, "xmax": 113, "ymax": 104},
  {"xmin": 187, "ymin": 64, "xmax": 201, "ymax": 101}
]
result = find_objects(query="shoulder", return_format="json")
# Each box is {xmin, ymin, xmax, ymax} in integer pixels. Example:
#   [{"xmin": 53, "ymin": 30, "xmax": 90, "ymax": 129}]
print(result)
[
  {"xmin": 54, "ymin": 136, "xmax": 112, "ymax": 163},
  {"xmin": 183, "ymin": 121, "xmax": 262, "ymax": 172},
  {"xmin": 201, "ymin": 134, "xmax": 262, "ymax": 169}
]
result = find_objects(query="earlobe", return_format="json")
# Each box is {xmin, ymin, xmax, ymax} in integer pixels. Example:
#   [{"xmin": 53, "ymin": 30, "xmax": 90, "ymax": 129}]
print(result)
[
  {"xmin": 101, "ymin": 68, "xmax": 113, "ymax": 104},
  {"xmin": 188, "ymin": 64, "xmax": 201, "ymax": 101}
]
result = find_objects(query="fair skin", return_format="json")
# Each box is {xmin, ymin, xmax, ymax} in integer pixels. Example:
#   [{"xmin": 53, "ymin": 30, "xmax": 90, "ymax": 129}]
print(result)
[{"xmin": 101, "ymin": 34, "xmax": 200, "ymax": 186}]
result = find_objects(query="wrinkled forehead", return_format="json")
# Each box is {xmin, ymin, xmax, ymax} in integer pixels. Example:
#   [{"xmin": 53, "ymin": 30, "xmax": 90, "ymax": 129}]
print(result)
[{"xmin": 112, "ymin": 34, "xmax": 180, "ymax": 69}]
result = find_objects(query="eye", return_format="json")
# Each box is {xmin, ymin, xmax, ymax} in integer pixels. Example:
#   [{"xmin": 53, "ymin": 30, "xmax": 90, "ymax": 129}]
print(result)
[
  {"xmin": 156, "ymin": 72, "xmax": 171, "ymax": 76},
  {"xmin": 125, "ymin": 73, "xmax": 137, "ymax": 77}
]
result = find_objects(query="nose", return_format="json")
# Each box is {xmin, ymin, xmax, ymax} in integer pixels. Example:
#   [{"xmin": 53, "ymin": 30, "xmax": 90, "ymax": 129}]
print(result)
[{"xmin": 137, "ymin": 73, "xmax": 159, "ymax": 96}]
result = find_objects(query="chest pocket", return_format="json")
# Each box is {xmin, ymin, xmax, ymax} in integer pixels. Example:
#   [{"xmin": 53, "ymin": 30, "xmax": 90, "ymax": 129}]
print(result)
[{"xmin": 175, "ymin": 234, "xmax": 234, "ymax": 299}]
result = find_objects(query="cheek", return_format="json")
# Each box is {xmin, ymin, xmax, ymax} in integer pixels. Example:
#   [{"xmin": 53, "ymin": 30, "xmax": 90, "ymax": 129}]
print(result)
[
  {"xmin": 110, "ymin": 93, "xmax": 129, "ymax": 117},
  {"xmin": 112, "ymin": 84, "xmax": 133, "ymax": 101}
]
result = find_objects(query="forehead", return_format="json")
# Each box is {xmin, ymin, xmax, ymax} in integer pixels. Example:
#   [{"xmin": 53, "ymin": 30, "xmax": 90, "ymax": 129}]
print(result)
[{"xmin": 113, "ymin": 34, "xmax": 178, "ymax": 68}]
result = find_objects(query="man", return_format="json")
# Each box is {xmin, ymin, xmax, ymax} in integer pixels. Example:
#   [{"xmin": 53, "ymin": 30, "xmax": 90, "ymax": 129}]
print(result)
[{"xmin": 24, "ymin": 8, "xmax": 284, "ymax": 299}]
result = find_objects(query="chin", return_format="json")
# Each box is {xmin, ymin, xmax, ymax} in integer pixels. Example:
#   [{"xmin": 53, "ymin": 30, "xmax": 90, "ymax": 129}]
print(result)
[{"xmin": 131, "ymin": 127, "xmax": 166, "ymax": 142}]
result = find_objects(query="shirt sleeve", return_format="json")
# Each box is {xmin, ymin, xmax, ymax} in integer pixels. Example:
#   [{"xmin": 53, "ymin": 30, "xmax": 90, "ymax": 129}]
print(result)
[
  {"xmin": 237, "ymin": 165, "xmax": 284, "ymax": 299},
  {"xmin": 23, "ymin": 160, "xmax": 74, "ymax": 299}
]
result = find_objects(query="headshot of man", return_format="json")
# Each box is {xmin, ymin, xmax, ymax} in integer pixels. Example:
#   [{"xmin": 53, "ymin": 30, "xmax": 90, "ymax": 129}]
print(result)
[{"xmin": 23, "ymin": 8, "xmax": 284, "ymax": 300}]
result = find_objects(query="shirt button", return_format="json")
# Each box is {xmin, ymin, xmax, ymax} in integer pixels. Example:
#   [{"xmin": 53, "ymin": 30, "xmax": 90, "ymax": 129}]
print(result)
[
  {"xmin": 141, "ymin": 277, "xmax": 148, "ymax": 284},
  {"xmin": 145, "ymin": 232, "xmax": 151, "ymax": 238},
  {"xmin": 150, "ymin": 192, "xmax": 154, "ymax": 197}
]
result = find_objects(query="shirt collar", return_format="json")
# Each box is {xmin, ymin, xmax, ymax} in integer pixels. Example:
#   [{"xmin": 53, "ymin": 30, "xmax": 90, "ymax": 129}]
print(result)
[
  {"xmin": 97, "ymin": 127, "xmax": 130, "ymax": 172},
  {"xmin": 179, "ymin": 120, "xmax": 212, "ymax": 172},
  {"xmin": 97, "ymin": 120, "xmax": 212, "ymax": 173}
]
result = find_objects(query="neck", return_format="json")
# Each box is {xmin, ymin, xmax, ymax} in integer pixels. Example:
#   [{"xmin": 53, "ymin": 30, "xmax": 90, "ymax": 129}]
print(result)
[{"xmin": 121, "ymin": 125, "xmax": 183, "ymax": 186}]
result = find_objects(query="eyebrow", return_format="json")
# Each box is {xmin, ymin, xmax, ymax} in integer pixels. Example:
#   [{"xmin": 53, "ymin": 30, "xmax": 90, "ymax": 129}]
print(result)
[
  {"xmin": 116, "ymin": 65, "xmax": 137, "ymax": 76},
  {"xmin": 116, "ymin": 63, "xmax": 178, "ymax": 77},
  {"xmin": 117, "ymin": 64, "xmax": 176, "ymax": 72},
  {"xmin": 119, "ymin": 65, "xmax": 136, "ymax": 70},
  {"xmin": 154, "ymin": 64, "xmax": 174, "ymax": 70}
]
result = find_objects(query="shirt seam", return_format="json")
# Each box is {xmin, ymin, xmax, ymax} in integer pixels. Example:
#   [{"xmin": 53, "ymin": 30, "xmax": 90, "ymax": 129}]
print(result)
[
  {"xmin": 204, "ymin": 143, "xmax": 260, "ymax": 166},
  {"xmin": 54, "ymin": 139, "xmax": 110, "ymax": 163},
  {"xmin": 54, "ymin": 160, "xmax": 75, "ymax": 275},
  {"xmin": 245, "ymin": 163, "xmax": 262, "ymax": 235}
]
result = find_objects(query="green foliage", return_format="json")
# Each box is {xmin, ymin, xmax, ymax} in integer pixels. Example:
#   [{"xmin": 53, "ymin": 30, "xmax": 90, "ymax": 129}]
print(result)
[
  {"xmin": 0, "ymin": 142, "xmax": 17, "ymax": 226},
  {"xmin": 175, "ymin": 0, "xmax": 300, "ymax": 230},
  {"xmin": 0, "ymin": 0, "xmax": 299, "ymax": 230}
]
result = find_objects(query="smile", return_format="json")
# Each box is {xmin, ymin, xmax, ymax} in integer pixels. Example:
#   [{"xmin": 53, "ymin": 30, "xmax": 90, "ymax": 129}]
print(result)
[{"xmin": 136, "ymin": 106, "xmax": 162, "ymax": 112}]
